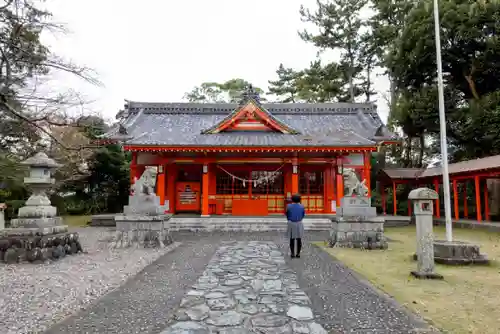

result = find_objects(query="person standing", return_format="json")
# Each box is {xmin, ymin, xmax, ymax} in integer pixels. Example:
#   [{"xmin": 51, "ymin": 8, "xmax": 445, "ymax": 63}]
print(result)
[{"xmin": 286, "ymin": 193, "xmax": 305, "ymax": 258}]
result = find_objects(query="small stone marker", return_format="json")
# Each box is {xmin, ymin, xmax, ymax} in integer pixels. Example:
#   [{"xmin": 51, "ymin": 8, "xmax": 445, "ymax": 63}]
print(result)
[
  {"xmin": 408, "ymin": 187, "xmax": 443, "ymax": 280},
  {"xmin": 0, "ymin": 203, "xmax": 6, "ymax": 230}
]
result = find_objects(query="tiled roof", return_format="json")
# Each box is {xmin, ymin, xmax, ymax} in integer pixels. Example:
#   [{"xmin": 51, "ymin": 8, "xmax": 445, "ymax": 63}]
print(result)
[
  {"xmin": 380, "ymin": 168, "xmax": 424, "ymax": 180},
  {"xmin": 381, "ymin": 154, "xmax": 500, "ymax": 179},
  {"xmin": 103, "ymin": 101, "xmax": 397, "ymax": 147}
]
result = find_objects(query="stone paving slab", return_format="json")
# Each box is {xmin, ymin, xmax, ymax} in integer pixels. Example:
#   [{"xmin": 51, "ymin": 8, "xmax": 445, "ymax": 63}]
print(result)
[
  {"xmin": 161, "ymin": 241, "xmax": 327, "ymax": 333},
  {"xmin": 44, "ymin": 231, "xmax": 434, "ymax": 334}
]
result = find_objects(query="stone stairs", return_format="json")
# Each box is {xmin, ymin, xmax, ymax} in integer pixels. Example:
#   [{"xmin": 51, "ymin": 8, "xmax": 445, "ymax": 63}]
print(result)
[{"xmin": 167, "ymin": 216, "xmax": 332, "ymax": 232}]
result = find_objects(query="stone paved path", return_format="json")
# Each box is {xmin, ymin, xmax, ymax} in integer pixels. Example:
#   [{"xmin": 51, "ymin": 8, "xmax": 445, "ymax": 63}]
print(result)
[{"xmin": 161, "ymin": 241, "xmax": 326, "ymax": 334}]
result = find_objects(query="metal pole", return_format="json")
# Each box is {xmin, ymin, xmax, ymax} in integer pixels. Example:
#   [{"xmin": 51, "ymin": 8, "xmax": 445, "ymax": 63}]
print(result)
[{"xmin": 433, "ymin": 0, "xmax": 453, "ymax": 242}]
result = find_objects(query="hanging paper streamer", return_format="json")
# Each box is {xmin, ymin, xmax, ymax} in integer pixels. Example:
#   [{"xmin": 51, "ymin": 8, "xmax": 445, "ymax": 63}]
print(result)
[{"xmin": 217, "ymin": 164, "xmax": 286, "ymax": 184}]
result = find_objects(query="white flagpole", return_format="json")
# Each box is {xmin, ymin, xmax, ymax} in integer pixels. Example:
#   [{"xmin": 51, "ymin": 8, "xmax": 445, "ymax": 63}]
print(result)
[{"xmin": 433, "ymin": 0, "xmax": 453, "ymax": 242}]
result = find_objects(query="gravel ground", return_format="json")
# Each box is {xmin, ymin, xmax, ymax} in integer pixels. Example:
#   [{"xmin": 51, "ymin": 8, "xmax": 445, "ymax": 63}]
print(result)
[
  {"xmin": 45, "ymin": 231, "xmax": 435, "ymax": 334},
  {"xmin": 0, "ymin": 227, "xmax": 181, "ymax": 334}
]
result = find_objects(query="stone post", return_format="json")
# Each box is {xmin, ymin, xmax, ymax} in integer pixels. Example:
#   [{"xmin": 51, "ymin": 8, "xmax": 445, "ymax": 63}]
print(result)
[
  {"xmin": 0, "ymin": 203, "xmax": 5, "ymax": 229},
  {"xmin": 408, "ymin": 188, "xmax": 443, "ymax": 280}
]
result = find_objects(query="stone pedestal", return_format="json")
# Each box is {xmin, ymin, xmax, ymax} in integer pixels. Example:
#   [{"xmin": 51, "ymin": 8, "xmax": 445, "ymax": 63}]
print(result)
[
  {"xmin": 0, "ymin": 153, "xmax": 83, "ymax": 264},
  {"xmin": 112, "ymin": 215, "xmax": 172, "ymax": 248},
  {"xmin": 433, "ymin": 240, "xmax": 489, "ymax": 265},
  {"xmin": 329, "ymin": 196, "xmax": 387, "ymax": 249},
  {"xmin": 408, "ymin": 188, "xmax": 443, "ymax": 279},
  {"xmin": 111, "ymin": 173, "xmax": 172, "ymax": 249},
  {"xmin": 412, "ymin": 240, "xmax": 489, "ymax": 265}
]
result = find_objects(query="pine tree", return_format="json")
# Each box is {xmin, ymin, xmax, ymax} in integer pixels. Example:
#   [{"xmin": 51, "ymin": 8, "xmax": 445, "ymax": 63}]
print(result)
[
  {"xmin": 268, "ymin": 64, "xmax": 302, "ymax": 103},
  {"xmin": 299, "ymin": 0, "xmax": 368, "ymax": 102}
]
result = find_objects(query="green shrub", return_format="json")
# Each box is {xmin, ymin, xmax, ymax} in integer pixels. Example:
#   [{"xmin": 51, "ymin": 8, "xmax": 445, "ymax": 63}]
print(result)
[{"xmin": 4, "ymin": 199, "xmax": 25, "ymax": 222}]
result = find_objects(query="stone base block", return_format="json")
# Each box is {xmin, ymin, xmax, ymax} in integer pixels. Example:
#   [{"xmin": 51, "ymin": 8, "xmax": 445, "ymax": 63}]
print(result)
[
  {"xmin": 111, "ymin": 216, "xmax": 173, "ymax": 249},
  {"xmin": 328, "ymin": 220, "xmax": 388, "ymax": 249},
  {"xmin": 0, "ymin": 230, "xmax": 83, "ymax": 264},
  {"xmin": 9, "ymin": 216, "xmax": 63, "ymax": 228},
  {"xmin": 17, "ymin": 205, "xmax": 57, "ymax": 219},
  {"xmin": 123, "ymin": 194, "xmax": 168, "ymax": 216},
  {"xmin": 410, "ymin": 271, "xmax": 444, "ymax": 280},
  {"xmin": 336, "ymin": 206, "xmax": 377, "ymax": 218},
  {"xmin": 412, "ymin": 240, "xmax": 489, "ymax": 265},
  {"xmin": 0, "ymin": 224, "xmax": 68, "ymax": 237}
]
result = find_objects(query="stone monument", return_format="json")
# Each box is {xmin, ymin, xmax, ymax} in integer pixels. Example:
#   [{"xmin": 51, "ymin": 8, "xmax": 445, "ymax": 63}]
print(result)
[
  {"xmin": 329, "ymin": 177, "xmax": 387, "ymax": 249},
  {"xmin": 408, "ymin": 188, "xmax": 443, "ymax": 279},
  {"xmin": 409, "ymin": 187, "xmax": 489, "ymax": 266},
  {"xmin": 111, "ymin": 167, "xmax": 172, "ymax": 248},
  {"xmin": 0, "ymin": 152, "xmax": 83, "ymax": 264}
]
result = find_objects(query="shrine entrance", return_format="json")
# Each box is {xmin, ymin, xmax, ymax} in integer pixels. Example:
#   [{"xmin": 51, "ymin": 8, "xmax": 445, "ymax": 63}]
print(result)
[
  {"xmin": 175, "ymin": 165, "xmax": 202, "ymax": 213},
  {"xmin": 215, "ymin": 164, "xmax": 286, "ymax": 215}
]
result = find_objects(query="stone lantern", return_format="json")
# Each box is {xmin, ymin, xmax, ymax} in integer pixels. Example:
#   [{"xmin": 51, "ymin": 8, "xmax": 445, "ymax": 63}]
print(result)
[
  {"xmin": 14, "ymin": 152, "xmax": 63, "ymax": 226},
  {"xmin": 0, "ymin": 152, "xmax": 83, "ymax": 264}
]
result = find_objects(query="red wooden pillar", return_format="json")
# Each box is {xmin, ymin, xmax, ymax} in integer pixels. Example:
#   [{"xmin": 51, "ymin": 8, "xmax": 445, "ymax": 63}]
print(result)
[
  {"xmin": 130, "ymin": 152, "xmax": 137, "ymax": 184},
  {"xmin": 381, "ymin": 184, "xmax": 386, "ymax": 215},
  {"xmin": 166, "ymin": 163, "xmax": 177, "ymax": 214},
  {"xmin": 484, "ymin": 180, "xmax": 490, "ymax": 221},
  {"xmin": 463, "ymin": 181, "xmax": 468, "ymax": 218},
  {"xmin": 392, "ymin": 181, "xmax": 397, "ymax": 216},
  {"xmin": 336, "ymin": 170, "xmax": 344, "ymax": 206},
  {"xmin": 363, "ymin": 152, "xmax": 371, "ymax": 197},
  {"xmin": 433, "ymin": 179, "xmax": 440, "ymax": 218},
  {"xmin": 452, "ymin": 179, "xmax": 459, "ymax": 220},
  {"xmin": 407, "ymin": 199, "xmax": 412, "ymax": 216},
  {"xmin": 157, "ymin": 164, "xmax": 166, "ymax": 206},
  {"xmin": 291, "ymin": 159, "xmax": 299, "ymax": 195},
  {"xmin": 201, "ymin": 163, "xmax": 210, "ymax": 217},
  {"xmin": 474, "ymin": 175, "xmax": 482, "ymax": 221},
  {"xmin": 324, "ymin": 163, "xmax": 335, "ymax": 213}
]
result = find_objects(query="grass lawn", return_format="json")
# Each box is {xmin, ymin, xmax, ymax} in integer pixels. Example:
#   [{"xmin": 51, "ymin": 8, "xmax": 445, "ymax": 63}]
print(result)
[
  {"xmin": 318, "ymin": 226, "xmax": 500, "ymax": 334},
  {"xmin": 62, "ymin": 215, "xmax": 92, "ymax": 227}
]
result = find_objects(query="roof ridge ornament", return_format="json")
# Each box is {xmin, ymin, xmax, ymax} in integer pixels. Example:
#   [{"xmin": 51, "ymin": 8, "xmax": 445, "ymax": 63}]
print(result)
[
  {"xmin": 239, "ymin": 84, "xmax": 260, "ymax": 105},
  {"xmin": 118, "ymin": 124, "xmax": 128, "ymax": 135}
]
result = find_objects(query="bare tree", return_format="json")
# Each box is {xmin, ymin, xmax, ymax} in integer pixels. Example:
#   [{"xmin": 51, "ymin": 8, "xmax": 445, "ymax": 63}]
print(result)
[{"xmin": 0, "ymin": 0, "xmax": 101, "ymax": 156}]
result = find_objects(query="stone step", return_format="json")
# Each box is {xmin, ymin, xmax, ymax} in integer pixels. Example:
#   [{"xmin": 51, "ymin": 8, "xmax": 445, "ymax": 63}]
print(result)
[
  {"xmin": 167, "ymin": 218, "xmax": 331, "ymax": 232},
  {"xmin": 169, "ymin": 218, "xmax": 332, "ymax": 223}
]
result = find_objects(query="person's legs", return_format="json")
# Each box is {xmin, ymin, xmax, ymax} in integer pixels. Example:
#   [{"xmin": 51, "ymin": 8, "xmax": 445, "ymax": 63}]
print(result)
[
  {"xmin": 296, "ymin": 238, "xmax": 302, "ymax": 257},
  {"xmin": 289, "ymin": 238, "xmax": 295, "ymax": 257}
]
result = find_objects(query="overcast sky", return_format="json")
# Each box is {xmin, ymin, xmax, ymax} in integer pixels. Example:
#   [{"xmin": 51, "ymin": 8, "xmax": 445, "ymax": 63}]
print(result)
[{"xmin": 45, "ymin": 0, "xmax": 390, "ymax": 123}]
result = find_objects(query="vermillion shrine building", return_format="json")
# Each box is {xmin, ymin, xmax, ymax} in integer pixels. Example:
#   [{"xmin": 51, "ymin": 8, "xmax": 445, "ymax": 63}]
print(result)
[{"xmin": 104, "ymin": 87, "xmax": 397, "ymax": 216}]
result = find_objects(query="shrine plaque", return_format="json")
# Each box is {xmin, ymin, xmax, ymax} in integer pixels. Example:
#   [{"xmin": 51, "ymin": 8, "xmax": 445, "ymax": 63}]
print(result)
[
  {"xmin": 342, "ymin": 196, "xmax": 371, "ymax": 207},
  {"xmin": 175, "ymin": 182, "xmax": 201, "ymax": 212}
]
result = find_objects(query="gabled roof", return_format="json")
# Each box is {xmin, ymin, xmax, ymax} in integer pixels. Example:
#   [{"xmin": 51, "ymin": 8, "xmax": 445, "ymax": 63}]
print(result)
[
  {"xmin": 103, "ymin": 92, "xmax": 397, "ymax": 148},
  {"xmin": 201, "ymin": 99, "xmax": 300, "ymax": 135}
]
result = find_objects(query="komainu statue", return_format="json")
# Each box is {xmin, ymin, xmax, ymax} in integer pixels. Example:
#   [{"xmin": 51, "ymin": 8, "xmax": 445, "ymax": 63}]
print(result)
[
  {"xmin": 131, "ymin": 166, "xmax": 157, "ymax": 196},
  {"xmin": 343, "ymin": 168, "xmax": 369, "ymax": 197}
]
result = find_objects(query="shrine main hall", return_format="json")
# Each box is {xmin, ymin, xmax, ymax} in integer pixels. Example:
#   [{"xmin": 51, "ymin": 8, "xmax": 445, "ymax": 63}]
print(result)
[{"xmin": 104, "ymin": 89, "xmax": 396, "ymax": 216}]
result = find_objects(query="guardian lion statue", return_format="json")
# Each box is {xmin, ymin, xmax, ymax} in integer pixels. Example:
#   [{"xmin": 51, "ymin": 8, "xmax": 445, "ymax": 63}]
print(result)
[
  {"xmin": 343, "ymin": 168, "xmax": 369, "ymax": 197},
  {"xmin": 131, "ymin": 166, "xmax": 158, "ymax": 196}
]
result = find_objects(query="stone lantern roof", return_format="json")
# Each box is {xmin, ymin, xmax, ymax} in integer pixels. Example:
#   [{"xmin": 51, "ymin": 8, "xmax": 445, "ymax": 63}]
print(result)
[{"xmin": 21, "ymin": 152, "xmax": 62, "ymax": 169}]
